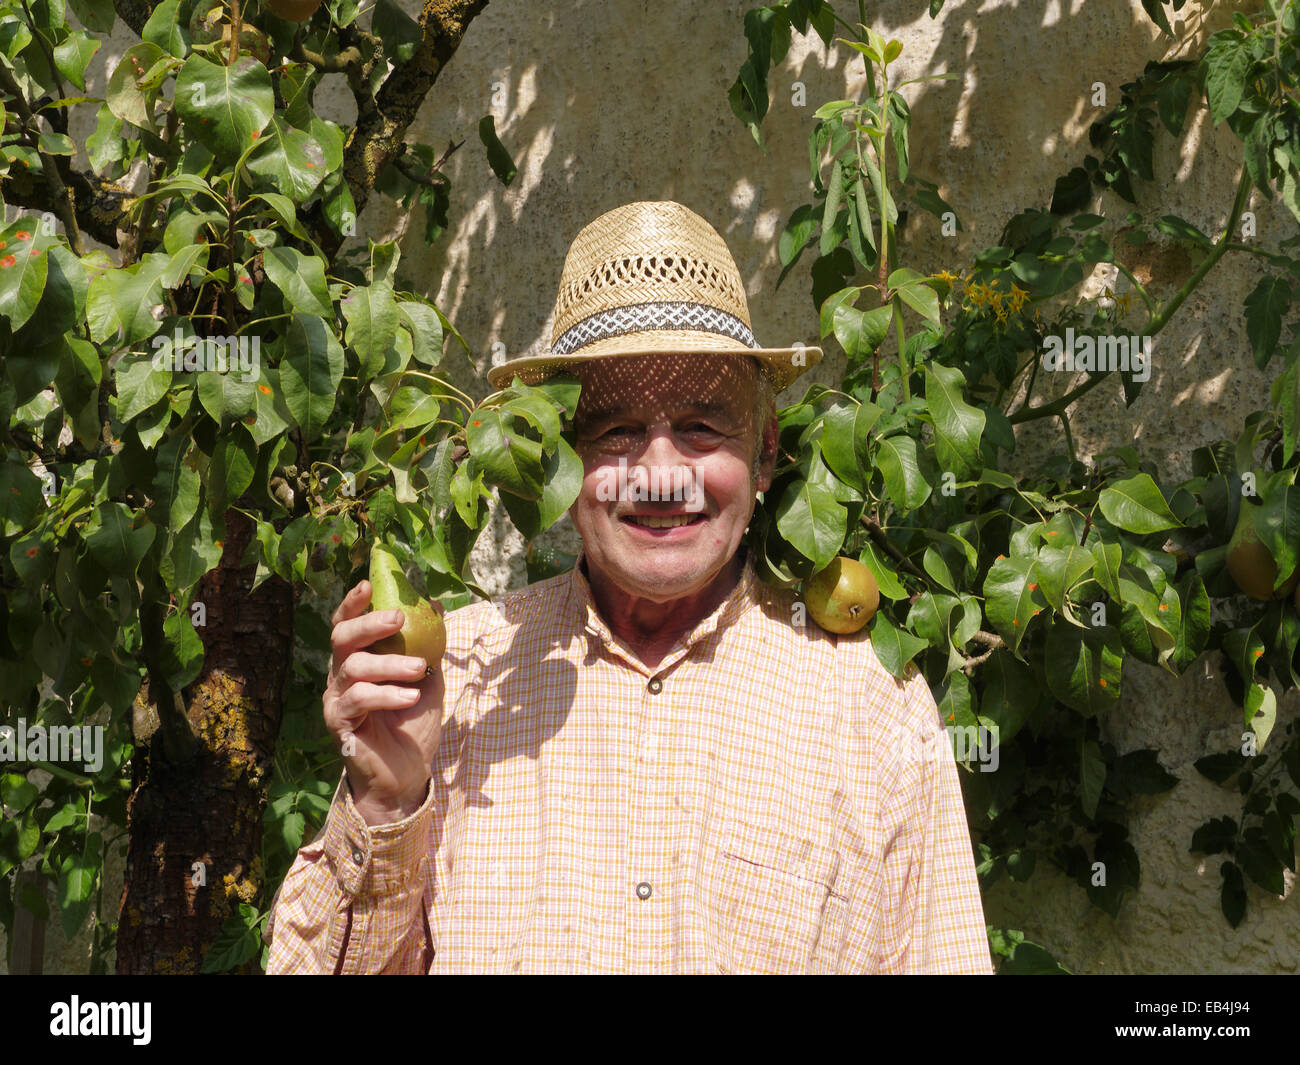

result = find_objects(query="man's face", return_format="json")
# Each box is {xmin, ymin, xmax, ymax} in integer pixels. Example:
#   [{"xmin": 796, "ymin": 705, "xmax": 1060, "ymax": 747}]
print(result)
[{"xmin": 570, "ymin": 353, "xmax": 774, "ymax": 604}]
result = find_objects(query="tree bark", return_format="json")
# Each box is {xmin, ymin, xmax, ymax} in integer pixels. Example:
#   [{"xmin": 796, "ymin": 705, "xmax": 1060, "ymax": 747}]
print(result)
[{"xmin": 115, "ymin": 509, "xmax": 293, "ymax": 974}]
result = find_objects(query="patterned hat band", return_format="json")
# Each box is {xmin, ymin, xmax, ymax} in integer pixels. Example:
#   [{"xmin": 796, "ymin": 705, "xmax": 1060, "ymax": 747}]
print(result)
[{"xmin": 551, "ymin": 300, "xmax": 758, "ymax": 356}]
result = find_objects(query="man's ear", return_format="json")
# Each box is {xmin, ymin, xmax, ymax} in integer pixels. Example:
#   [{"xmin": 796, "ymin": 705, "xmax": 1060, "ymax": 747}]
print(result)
[{"xmin": 755, "ymin": 411, "xmax": 779, "ymax": 494}]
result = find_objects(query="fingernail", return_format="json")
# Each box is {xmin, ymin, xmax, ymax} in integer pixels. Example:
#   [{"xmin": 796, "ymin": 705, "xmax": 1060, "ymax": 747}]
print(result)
[{"xmin": 406, "ymin": 657, "xmax": 426, "ymax": 671}]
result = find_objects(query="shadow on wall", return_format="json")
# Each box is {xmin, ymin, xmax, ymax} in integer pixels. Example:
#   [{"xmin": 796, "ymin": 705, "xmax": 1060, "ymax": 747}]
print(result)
[{"xmin": 371, "ymin": 0, "xmax": 1243, "ymax": 398}]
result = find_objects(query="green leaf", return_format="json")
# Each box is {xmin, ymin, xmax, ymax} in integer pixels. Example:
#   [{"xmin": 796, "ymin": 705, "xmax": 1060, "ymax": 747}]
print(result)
[
  {"xmin": 500, "ymin": 438, "xmax": 583, "ymax": 541},
  {"xmin": 106, "ymin": 42, "xmax": 166, "ymax": 130},
  {"xmin": 478, "ymin": 115, "xmax": 517, "ymax": 186},
  {"xmin": 979, "ymin": 650, "xmax": 1036, "ymax": 745},
  {"xmin": 142, "ymin": 0, "xmax": 189, "ymax": 57},
  {"xmin": 281, "ymin": 315, "xmax": 345, "ymax": 441},
  {"xmin": 0, "ymin": 456, "xmax": 45, "ymax": 537},
  {"xmin": 876, "ymin": 434, "xmax": 931, "ymax": 512},
  {"xmin": 888, "ymin": 266, "xmax": 941, "ymax": 325},
  {"xmin": 113, "ymin": 351, "xmax": 171, "ymax": 423},
  {"xmin": 819, "ymin": 400, "xmax": 879, "ymax": 490},
  {"xmin": 1097, "ymin": 473, "xmax": 1180, "ymax": 534},
  {"xmin": 161, "ymin": 605, "xmax": 204, "ymax": 690},
  {"xmin": 343, "ymin": 281, "xmax": 399, "ymax": 381},
  {"xmin": 201, "ymin": 905, "xmax": 263, "ymax": 973},
  {"xmin": 175, "ymin": 54, "xmax": 274, "ymax": 160},
  {"xmin": 833, "ymin": 301, "xmax": 893, "ymax": 362},
  {"xmin": 58, "ymin": 832, "xmax": 99, "ymax": 938},
  {"xmin": 151, "ymin": 432, "xmax": 201, "ymax": 529},
  {"xmin": 162, "ymin": 506, "xmax": 223, "ymax": 595},
  {"xmin": 1047, "ymin": 624, "xmax": 1123, "ymax": 715},
  {"xmin": 245, "ymin": 116, "xmax": 327, "ymax": 200},
  {"xmin": 924, "ymin": 363, "xmax": 985, "ymax": 476},
  {"xmin": 262, "ymin": 246, "xmax": 332, "ymax": 318},
  {"xmin": 52, "ymin": 31, "xmax": 101, "ymax": 91},
  {"xmin": 86, "ymin": 251, "xmax": 171, "ymax": 345},
  {"xmin": 1033, "ymin": 544, "xmax": 1094, "ymax": 611},
  {"xmin": 1204, "ymin": 35, "xmax": 1251, "ymax": 123},
  {"xmin": 775, "ymin": 475, "xmax": 846, "ymax": 571},
  {"xmin": 1244, "ymin": 276, "xmax": 1290, "ymax": 369},
  {"xmin": 1245, "ymin": 681, "xmax": 1278, "ymax": 750},
  {"xmin": 466, "ymin": 408, "xmax": 544, "ymax": 499},
  {"xmin": 85, "ymin": 502, "xmax": 156, "ymax": 574},
  {"xmin": 983, "ymin": 555, "xmax": 1045, "ymax": 654},
  {"xmin": 1170, "ymin": 572, "xmax": 1211, "ymax": 672},
  {"xmin": 0, "ymin": 219, "xmax": 50, "ymax": 331},
  {"xmin": 870, "ymin": 614, "xmax": 928, "ymax": 678},
  {"xmin": 857, "ymin": 540, "xmax": 907, "ymax": 600},
  {"xmin": 1255, "ymin": 485, "xmax": 1300, "ymax": 592},
  {"xmin": 398, "ymin": 302, "xmax": 444, "ymax": 367}
]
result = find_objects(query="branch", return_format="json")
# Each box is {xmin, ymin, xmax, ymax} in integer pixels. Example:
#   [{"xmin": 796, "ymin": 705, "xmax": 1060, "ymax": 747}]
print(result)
[
  {"xmin": 961, "ymin": 631, "xmax": 1004, "ymax": 674},
  {"xmin": 341, "ymin": 0, "xmax": 489, "ymax": 221},
  {"xmin": 859, "ymin": 513, "xmax": 926, "ymax": 580},
  {"xmin": 0, "ymin": 63, "xmax": 85, "ymax": 253}
]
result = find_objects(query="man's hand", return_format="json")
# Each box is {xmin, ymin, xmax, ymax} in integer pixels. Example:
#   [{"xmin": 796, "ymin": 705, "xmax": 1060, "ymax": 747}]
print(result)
[{"xmin": 323, "ymin": 580, "xmax": 444, "ymax": 827}]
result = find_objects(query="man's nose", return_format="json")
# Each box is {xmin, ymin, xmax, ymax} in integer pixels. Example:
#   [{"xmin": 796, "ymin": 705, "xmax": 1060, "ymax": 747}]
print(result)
[{"xmin": 635, "ymin": 424, "xmax": 689, "ymax": 469}]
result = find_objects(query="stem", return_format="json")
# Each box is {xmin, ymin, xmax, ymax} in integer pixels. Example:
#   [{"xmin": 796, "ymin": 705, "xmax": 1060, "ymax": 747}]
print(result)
[
  {"xmin": 893, "ymin": 296, "xmax": 910, "ymax": 401},
  {"xmin": 860, "ymin": 513, "xmax": 925, "ymax": 581},
  {"xmin": 1112, "ymin": 261, "xmax": 1154, "ymax": 315},
  {"xmin": 1010, "ymin": 167, "xmax": 1253, "ymax": 425}
]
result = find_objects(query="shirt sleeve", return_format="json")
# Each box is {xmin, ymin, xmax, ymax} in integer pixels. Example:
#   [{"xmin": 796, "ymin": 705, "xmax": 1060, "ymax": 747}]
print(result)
[
  {"xmin": 264, "ymin": 772, "xmax": 437, "ymax": 975},
  {"xmin": 264, "ymin": 599, "xmax": 490, "ymax": 974},
  {"xmin": 880, "ymin": 663, "xmax": 993, "ymax": 974},
  {"xmin": 836, "ymin": 637, "xmax": 994, "ymax": 975}
]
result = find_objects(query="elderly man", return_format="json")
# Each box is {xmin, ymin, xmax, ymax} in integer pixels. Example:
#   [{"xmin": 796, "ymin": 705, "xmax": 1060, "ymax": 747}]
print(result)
[{"xmin": 266, "ymin": 201, "xmax": 992, "ymax": 974}]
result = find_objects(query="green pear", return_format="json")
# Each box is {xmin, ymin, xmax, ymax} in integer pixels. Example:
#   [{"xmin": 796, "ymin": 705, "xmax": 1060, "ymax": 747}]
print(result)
[
  {"xmin": 368, "ymin": 543, "xmax": 446, "ymax": 666},
  {"xmin": 1226, "ymin": 503, "xmax": 1298, "ymax": 601},
  {"xmin": 805, "ymin": 556, "xmax": 880, "ymax": 634}
]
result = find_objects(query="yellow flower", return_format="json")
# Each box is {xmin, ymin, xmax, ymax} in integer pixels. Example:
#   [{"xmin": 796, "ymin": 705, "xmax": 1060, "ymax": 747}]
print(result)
[
  {"xmin": 1008, "ymin": 284, "xmax": 1029, "ymax": 312},
  {"xmin": 1116, "ymin": 292, "xmax": 1132, "ymax": 314}
]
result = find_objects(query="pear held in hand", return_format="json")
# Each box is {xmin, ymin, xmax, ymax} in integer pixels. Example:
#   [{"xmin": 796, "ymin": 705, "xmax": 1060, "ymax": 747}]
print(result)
[
  {"xmin": 368, "ymin": 543, "xmax": 446, "ymax": 667},
  {"xmin": 805, "ymin": 556, "xmax": 880, "ymax": 635}
]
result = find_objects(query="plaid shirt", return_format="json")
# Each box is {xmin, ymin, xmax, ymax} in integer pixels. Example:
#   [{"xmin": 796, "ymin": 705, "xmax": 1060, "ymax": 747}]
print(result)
[{"xmin": 265, "ymin": 557, "xmax": 993, "ymax": 974}]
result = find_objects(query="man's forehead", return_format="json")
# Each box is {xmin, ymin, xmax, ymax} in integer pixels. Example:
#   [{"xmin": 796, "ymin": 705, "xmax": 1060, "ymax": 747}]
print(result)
[{"xmin": 574, "ymin": 353, "xmax": 758, "ymax": 416}]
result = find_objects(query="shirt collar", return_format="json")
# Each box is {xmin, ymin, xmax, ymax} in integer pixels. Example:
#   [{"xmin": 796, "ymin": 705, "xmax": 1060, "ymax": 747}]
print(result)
[{"xmin": 566, "ymin": 548, "xmax": 758, "ymax": 669}]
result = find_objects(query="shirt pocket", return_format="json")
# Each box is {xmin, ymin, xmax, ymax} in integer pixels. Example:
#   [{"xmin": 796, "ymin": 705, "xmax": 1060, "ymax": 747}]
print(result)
[{"xmin": 705, "ymin": 820, "xmax": 849, "ymax": 974}]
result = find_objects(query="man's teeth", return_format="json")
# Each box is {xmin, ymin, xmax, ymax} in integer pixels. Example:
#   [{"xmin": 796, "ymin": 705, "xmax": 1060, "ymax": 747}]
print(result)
[{"xmin": 630, "ymin": 514, "xmax": 697, "ymax": 528}]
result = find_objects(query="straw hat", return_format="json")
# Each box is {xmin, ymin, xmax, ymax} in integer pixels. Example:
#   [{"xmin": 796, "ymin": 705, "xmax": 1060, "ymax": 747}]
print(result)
[{"xmin": 487, "ymin": 200, "xmax": 822, "ymax": 390}]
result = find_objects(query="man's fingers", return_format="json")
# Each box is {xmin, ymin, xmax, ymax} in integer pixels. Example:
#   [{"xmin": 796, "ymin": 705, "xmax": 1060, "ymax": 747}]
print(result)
[
  {"xmin": 331, "ymin": 580, "xmax": 373, "ymax": 627},
  {"xmin": 325, "ymin": 681, "xmax": 424, "ymax": 732},
  {"xmin": 330, "ymin": 608, "xmax": 407, "ymax": 662},
  {"xmin": 336, "ymin": 650, "xmax": 431, "ymax": 686}
]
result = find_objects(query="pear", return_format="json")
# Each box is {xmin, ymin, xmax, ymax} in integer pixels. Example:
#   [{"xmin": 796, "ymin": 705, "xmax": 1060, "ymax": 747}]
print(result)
[
  {"xmin": 1226, "ymin": 503, "xmax": 1298, "ymax": 601},
  {"xmin": 805, "ymin": 556, "xmax": 880, "ymax": 635},
  {"xmin": 368, "ymin": 543, "xmax": 446, "ymax": 667}
]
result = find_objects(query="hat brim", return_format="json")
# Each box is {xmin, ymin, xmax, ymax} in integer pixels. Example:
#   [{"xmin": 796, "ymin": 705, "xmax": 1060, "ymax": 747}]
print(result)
[{"xmin": 486, "ymin": 333, "xmax": 822, "ymax": 391}]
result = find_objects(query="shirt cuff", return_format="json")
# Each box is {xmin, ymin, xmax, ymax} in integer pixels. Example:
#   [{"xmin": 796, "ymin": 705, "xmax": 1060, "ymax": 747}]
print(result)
[{"xmin": 322, "ymin": 772, "xmax": 435, "ymax": 898}]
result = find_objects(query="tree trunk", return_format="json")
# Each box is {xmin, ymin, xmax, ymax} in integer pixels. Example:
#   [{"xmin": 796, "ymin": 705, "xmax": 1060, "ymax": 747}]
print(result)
[{"xmin": 115, "ymin": 508, "xmax": 294, "ymax": 974}]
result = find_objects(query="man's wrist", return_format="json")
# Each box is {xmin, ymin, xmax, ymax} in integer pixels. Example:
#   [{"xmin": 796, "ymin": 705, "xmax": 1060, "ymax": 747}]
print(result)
[{"xmin": 348, "ymin": 777, "xmax": 431, "ymax": 827}]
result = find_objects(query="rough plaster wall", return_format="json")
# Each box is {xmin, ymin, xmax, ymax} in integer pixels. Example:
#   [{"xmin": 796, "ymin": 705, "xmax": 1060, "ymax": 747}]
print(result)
[{"xmin": 8, "ymin": 0, "xmax": 1297, "ymax": 973}]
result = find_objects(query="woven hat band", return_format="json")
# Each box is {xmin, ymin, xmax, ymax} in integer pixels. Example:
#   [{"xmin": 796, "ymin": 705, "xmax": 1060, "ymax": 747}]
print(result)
[{"xmin": 551, "ymin": 299, "xmax": 758, "ymax": 357}]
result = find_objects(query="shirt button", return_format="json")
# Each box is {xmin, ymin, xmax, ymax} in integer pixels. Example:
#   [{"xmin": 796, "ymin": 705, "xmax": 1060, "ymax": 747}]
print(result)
[
  {"xmin": 635, "ymin": 881, "xmax": 652, "ymax": 900},
  {"xmin": 351, "ymin": 848, "xmax": 364, "ymax": 866},
  {"xmin": 647, "ymin": 676, "xmax": 663, "ymax": 694}
]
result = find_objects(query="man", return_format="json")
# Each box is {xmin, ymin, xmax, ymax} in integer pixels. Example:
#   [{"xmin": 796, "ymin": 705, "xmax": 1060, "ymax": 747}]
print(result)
[{"xmin": 266, "ymin": 200, "xmax": 992, "ymax": 974}]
